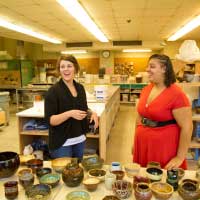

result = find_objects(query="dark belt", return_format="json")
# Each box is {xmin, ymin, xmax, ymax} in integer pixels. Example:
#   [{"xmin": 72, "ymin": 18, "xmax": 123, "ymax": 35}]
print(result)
[{"xmin": 141, "ymin": 117, "xmax": 176, "ymax": 127}]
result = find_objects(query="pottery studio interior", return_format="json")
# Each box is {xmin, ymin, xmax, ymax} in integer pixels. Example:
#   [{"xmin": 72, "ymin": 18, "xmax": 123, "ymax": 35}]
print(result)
[{"xmin": 1, "ymin": 0, "xmax": 200, "ymax": 199}]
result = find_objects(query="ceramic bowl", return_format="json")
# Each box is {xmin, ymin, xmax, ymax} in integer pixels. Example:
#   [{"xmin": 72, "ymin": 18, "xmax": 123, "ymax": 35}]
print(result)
[
  {"xmin": 102, "ymin": 195, "xmax": 120, "ymax": 200},
  {"xmin": 124, "ymin": 163, "xmax": 140, "ymax": 177},
  {"xmin": 150, "ymin": 182, "xmax": 174, "ymax": 200},
  {"xmin": 0, "ymin": 151, "xmax": 20, "ymax": 178},
  {"xmin": 51, "ymin": 157, "xmax": 71, "ymax": 173},
  {"xmin": 178, "ymin": 181, "xmax": 200, "ymax": 200},
  {"xmin": 83, "ymin": 177, "xmax": 100, "ymax": 192},
  {"xmin": 147, "ymin": 161, "xmax": 161, "ymax": 169},
  {"xmin": 112, "ymin": 180, "xmax": 132, "ymax": 199},
  {"xmin": 88, "ymin": 169, "xmax": 106, "ymax": 182},
  {"xmin": 174, "ymin": 168, "xmax": 185, "ymax": 180},
  {"xmin": 66, "ymin": 191, "xmax": 90, "ymax": 200},
  {"xmin": 146, "ymin": 167, "xmax": 163, "ymax": 182},
  {"xmin": 26, "ymin": 159, "xmax": 43, "ymax": 173},
  {"xmin": 111, "ymin": 170, "xmax": 125, "ymax": 180},
  {"xmin": 39, "ymin": 173, "xmax": 60, "ymax": 188},
  {"xmin": 25, "ymin": 184, "xmax": 51, "ymax": 200},
  {"xmin": 133, "ymin": 176, "xmax": 151, "ymax": 190},
  {"xmin": 81, "ymin": 156, "xmax": 104, "ymax": 171},
  {"xmin": 19, "ymin": 172, "xmax": 35, "ymax": 190},
  {"xmin": 36, "ymin": 167, "xmax": 52, "ymax": 178},
  {"xmin": 18, "ymin": 168, "xmax": 32, "ymax": 176}
]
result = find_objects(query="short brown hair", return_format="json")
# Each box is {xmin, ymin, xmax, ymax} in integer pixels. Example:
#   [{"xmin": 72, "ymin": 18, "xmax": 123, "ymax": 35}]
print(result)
[
  {"xmin": 56, "ymin": 55, "xmax": 80, "ymax": 75},
  {"xmin": 149, "ymin": 54, "xmax": 176, "ymax": 87}
]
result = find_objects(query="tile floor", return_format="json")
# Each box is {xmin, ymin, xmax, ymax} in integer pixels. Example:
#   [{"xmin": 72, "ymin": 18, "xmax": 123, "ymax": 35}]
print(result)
[{"xmin": 0, "ymin": 104, "xmax": 198, "ymax": 170}]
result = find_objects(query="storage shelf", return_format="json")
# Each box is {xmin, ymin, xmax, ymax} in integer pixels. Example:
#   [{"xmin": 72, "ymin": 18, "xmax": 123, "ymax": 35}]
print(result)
[
  {"xmin": 86, "ymin": 133, "xmax": 99, "ymax": 138},
  {"xmin": 192, "ymin": 115, "xmax": 200, "ymax": 121},
  {"xmin": 190, "ymin": 139, "xmax": 200, "ymax": 148},
  {"xmin": 20, "ymin": 130, "xmax": 48, "ymax": 136}
]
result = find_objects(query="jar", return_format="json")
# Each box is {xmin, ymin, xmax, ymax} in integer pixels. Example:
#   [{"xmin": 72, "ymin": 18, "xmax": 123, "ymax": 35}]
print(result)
[
  {"xmin": 4, "ymin": 181, "xmax": 18, "ymax": 200},
  {"xmin": 62, "ymin": 159, "xmax": 84, "ymax": 187},
  {"xmin": 134, "ymin": 183, "xmax": 152, "ymax": 200}
]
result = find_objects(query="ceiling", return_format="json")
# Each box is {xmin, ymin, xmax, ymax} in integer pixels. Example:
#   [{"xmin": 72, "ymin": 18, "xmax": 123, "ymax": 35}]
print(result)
[{"xmin": 0, "ymin": 0, "xmax": 200, "ymax": 52}]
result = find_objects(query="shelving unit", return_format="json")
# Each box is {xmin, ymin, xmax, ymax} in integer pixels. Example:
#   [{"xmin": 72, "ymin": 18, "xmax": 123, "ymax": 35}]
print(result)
[
  {"xmin": 17, "ymin": 86, "xmax": 120, "ymax": 160},
  {"xmin": 113, "ymin": 83, "xmax": 147, "ymax": 104},
  {"xmin": 179, "ymin": 82, "xmax": 200, "ymax": 160}
]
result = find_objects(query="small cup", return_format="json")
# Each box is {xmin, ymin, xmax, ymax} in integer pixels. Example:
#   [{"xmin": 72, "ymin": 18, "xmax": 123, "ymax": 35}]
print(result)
[
  {"xmin": 4, "ymin": 181, "xmax": 18, "ymax": 200},
  {"xmin": 110, "ymin": 162, "xmax": 121, "ymax": 172},
  {"xmin": 105, "ymin": 173, "xmax": 116, "ymax": 190},
  {"xmin": 19, "ymin": 172, "xmax": 34, "ymax": 189}
]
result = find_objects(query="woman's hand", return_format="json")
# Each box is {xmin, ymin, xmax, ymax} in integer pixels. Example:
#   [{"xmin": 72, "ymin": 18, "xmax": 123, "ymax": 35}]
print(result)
[
  {"xmin": 164, "ymin": 156, "xmax": 184, "ymax": 170},
  {"xmin": 90, "ymin": 112, "xmax": 99, "ymax": 129},
  {"xmin": 70, "ymin": 110, "xmax": 87, "ymax": 120}
]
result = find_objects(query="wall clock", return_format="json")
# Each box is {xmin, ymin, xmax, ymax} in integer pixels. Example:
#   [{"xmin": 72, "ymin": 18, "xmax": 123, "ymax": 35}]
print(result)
[{"xmin": 102, "ymin": 50, "xmax": 110, "ymax": 58}]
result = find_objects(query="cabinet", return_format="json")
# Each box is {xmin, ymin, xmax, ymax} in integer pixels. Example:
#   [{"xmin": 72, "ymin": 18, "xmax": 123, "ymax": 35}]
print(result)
[
  {"xmin": 113, "ymin": 83, "xmax": 147, "ymax": 104},
  {"xmin": 17, "ymin": 86, "xmax": 120, "ymax": 160},
  {"xmin": 179, "ymin": 83, "xmax": 200, "ymax": 160}
]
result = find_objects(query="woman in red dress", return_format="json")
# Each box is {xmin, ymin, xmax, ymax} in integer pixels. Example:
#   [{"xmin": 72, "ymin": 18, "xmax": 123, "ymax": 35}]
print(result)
[{"xmin": 133, "ymin": 54, "xmax": 193, "ymax": 169}]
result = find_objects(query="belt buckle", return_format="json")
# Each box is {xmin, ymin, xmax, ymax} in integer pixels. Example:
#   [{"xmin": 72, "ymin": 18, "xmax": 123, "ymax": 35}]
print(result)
[{"xmin": 142, "ymin": 117, "xmax": 157, "ymax": 127}]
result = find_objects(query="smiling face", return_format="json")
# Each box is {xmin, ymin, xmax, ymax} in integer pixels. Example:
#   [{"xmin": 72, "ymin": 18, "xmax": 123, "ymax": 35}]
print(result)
[
  {"xmin": 146, "ymin": 58, "xmax": 166, "ymax": 85},
  {"xmin": 59, "ymin": 60, "xmax": 76, "ymax": 83}
]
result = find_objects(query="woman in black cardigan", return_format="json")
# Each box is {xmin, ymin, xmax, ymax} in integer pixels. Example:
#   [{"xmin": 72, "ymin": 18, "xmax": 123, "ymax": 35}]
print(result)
[{"xmin": 45, "ymin": 55, "xmax": 98, "ymax": 159}]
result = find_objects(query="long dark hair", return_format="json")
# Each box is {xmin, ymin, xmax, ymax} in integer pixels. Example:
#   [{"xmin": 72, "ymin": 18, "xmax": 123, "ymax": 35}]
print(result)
[{"xmin": 149, "ymin": 54, "xmax": 176, "ymax": 87}]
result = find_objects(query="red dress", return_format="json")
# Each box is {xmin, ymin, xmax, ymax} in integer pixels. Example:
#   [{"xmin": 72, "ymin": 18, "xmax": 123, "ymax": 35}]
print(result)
[{"xmin": 133, "ymin": 83, "xmax": 190, "ymax": 169}]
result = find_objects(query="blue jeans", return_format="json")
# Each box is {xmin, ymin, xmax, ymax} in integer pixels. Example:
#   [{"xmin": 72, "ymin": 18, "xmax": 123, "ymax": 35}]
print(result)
[{"xmin": 50, "ymin": 141, "xmax": 85, "ymax": 159}]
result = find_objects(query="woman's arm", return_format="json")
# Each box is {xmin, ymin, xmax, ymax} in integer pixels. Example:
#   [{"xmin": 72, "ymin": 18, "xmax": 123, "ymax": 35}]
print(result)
[
  {"xmin": 50, "ymin": 110, "xmax": 87, "ymax": 126},
  {"xmin": 164, "ymin": 107, "xmax": 193, "ymax": 169}
]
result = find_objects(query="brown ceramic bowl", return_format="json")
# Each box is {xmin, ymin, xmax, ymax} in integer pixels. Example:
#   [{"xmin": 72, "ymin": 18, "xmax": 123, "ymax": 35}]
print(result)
[
  {"xmin": 88, "ymin": 169, "xmax": 106, "ymax": 182},
  {"xmin": 26, "ymin": 159, "xmax": 43, "ymax": 173},
  {"xmin": 19, "ymin": 154, "xmax": 35, "ymax": 165},
  {"xmin": 111, "ymin": 170, "xmax": 125, "ymax": 180},
  {"xmin": 18, "ymin": 168, "xmax": 32, "ymax": 176},
  {"xmin": 102, "ymin": 195, "xmax": 120, "ymax": 200},
  {"xmin": 83, "ymin": 177, "xmax": 100, "ymax": 192},
  {"xmin": 150, "ymin": 182, "xmax": 174, "ymax": 200},
  {"xmin": 133, "ymin": 175, "xmax": 151, "ymax": 190},
  {"xmin": 178, "ymin": 181, "xmax": 200, "ymax": 200},
  {"xmin": 51, "ymin": 157, "xmax": 71, "ymax": 173},
  {"xmin": 112, "ymin": 180, "xmax": 132, "ymax": 199}
]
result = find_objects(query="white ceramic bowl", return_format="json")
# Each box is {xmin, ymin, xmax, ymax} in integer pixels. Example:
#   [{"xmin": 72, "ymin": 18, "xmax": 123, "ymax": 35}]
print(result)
[{"xmin": 124, "ymin": 163, "xmax": 140, "ymax": 177}]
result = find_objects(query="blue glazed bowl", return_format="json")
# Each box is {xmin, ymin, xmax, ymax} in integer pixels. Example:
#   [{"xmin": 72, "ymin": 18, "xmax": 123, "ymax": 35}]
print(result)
[{"xmin": 39, "ymin": 173, "xmax": 60, "ymax": 188}]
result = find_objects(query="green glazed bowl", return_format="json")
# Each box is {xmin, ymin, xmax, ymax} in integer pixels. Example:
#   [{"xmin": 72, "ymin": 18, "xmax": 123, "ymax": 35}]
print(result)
[{"xmin": 66, "ymin": 191, "xmax": 90, "ymax": 200}]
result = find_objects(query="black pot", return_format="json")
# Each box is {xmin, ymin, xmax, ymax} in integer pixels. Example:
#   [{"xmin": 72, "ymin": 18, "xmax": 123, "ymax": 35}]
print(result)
[{"xmin": 0, "ymin": 151, "xmax": 20, "ymax": 178}]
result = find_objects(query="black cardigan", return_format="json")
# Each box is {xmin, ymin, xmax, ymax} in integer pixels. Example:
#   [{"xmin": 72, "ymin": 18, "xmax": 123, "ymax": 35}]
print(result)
[{"xmin": 44, "ymin": 79, "xmax": 88, "ymax": 150}]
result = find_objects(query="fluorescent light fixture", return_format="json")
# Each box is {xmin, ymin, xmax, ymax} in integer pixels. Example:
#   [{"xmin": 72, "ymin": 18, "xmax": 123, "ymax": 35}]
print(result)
[
  {"xmin": 168, "ymin": 15, "xmax": 200, "ymax": 41},
  {"xmin": 56, "ymin": 0, "xmax": 108, "ymax": 42},
  {"xmin": 0, "ymin": 18, "xmax": 62, "ymax": 44},
  {"xmin": 122, "ymin": 49, "xmax": 152, "ymax": 53},
  {"xmin": 61, "ymin": 50, "xmax": 87, "ymax": 54}
]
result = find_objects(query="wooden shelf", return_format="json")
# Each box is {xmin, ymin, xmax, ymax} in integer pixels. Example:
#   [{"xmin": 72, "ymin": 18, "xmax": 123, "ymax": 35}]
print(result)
[
  {"xmin": 190, "ymin": 139, "xmax": 200, "ymax": 148},
  {"xmin": 192, "ymin": 115, "xmax": 200, "ymax": 121},
  {"xmin": 86, "ymin": 133, "xmax": 99, "ymax": 138},
  {"xmin": 20, "ymin": 130, "xmax": 48, "ymax": 136}
]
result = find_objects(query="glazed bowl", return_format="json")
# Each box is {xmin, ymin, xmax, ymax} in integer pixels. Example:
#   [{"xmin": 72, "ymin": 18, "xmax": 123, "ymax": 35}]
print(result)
[
  {"xmin": 81, "ymin": 156, "xmax": 104, "ymax": 171},
  {"xmin": 18, "ymin": 168, "xmax": 32, "ymax": 176},
  {"xmin": 178, "ymin": 181, "xmax": 200, "ymax": 200},
  {"xmin": 26, "ymin": 159, "xmax": 43, "ymax": 173},
  {"xmin": 88, "ymin": 169, "xmax": 106, "ymax": 182},
  {"xmin": 25, "ymin": 184, "xmax": 51, "ymax": 200},
  {"xmin": 150, "ymin": 182, "xmax": 174, "ymax": 200},
  {"xmin": 83, "ymin": 177, "xmax": 100, "ymax": 191},
  {"xmin": 175, "ymin": 168, "xmax": 185, "ymax": 180},
  {"xmin": 111, "ymin": 170, "xmax": 125, "ymax": 180},
  {"xmin": 133, "ymin": 176, "xmax": 150, "ymax": 190},
  {"xmin": 18, "ymin": 172, "xmax": 34, "ymax": 190},
  {"xmin": 124, "ymin": 163, "xmax": 140, "ymax": 177},
  {"xmin": 146, "ymin": 167, "xmax": 163, "ymax": 182},
  {"xmin": 39, "ymin": 173, "xmax": 60, "ymax": 188},
  {"xmin": 112, "ymin": 180, "xmax": 132, "ymax": 199},
  {"xmin": 147, "ymin": 161, "xmax": 161, "ymax": 169},
  {"xmin": 66, "ymin": 191, "xmax": 90, "ymax": 200},
  {"xmin": 51, "ymin": 157, "xmax": 71, "ymax": 173},
  {"xmin": 36, "ymin": 167, "xmax": 52, "ymax": 178},
  {"xmin": 0, "ymin": 151, "xmax": 20, "ymax": 178},
  {"xmin": 102, "ymin": 195, "xmax": 120, "ymax": 200}
]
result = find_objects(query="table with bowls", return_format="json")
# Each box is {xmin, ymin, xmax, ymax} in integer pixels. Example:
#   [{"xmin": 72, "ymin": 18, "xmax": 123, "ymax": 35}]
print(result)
[{"xmin": 0, "ymin": 160, "xmax": 198, "ymax": 200}]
